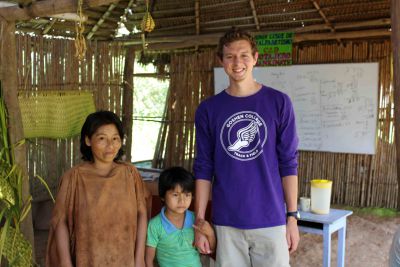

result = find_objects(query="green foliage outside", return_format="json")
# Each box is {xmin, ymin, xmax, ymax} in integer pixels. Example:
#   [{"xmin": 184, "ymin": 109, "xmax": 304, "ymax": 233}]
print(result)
[
  {"xmin": 131, "ymin": 61, "xmax": 169, "ymax": 162},
  {"xmin": 333, "ymin": 205, "xmax": 399, "ymax": 218},
  {"xmin": 356, "ymin": 207, "xmax": 398, "ymax": 217}
]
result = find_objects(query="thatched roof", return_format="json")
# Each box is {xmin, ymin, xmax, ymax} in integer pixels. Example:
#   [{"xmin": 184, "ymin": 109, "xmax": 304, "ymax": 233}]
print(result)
[{"xmin": 0, "ymin": 0, "xmax": 392, "ymax": 50}]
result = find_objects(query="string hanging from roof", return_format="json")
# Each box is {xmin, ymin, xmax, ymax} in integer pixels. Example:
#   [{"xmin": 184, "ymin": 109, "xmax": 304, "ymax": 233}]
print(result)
[{"xmin": 75, "ymin": 0, "xmax": 87, "ymax": 61}]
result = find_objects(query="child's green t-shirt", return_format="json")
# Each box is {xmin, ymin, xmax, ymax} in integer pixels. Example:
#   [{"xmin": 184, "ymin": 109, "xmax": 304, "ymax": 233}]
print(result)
[{"xmin": 147, "ymin": 207, "xmax": 201, "ymax": 267}]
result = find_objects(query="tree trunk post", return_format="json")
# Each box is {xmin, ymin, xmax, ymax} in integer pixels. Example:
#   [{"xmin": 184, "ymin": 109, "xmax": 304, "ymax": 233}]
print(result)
[
  {"xmin": 122, "ymin": 46, "xmax": 135, "ymax": 162},
  {"xmin": 391, "ymin": 0, "xmax": 400, "ymax": 210}
]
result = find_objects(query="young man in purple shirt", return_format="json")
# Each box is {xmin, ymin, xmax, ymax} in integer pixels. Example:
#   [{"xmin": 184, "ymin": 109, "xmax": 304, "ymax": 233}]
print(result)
[{"xmin": 193, "ymin": 27, "xmax": 300, "ymax": 267}]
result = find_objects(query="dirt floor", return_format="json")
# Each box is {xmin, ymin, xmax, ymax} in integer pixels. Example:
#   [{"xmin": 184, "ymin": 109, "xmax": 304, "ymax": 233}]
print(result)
[
  {"xmin": 34, "ymin": 207, "xmax": 399, "ymax": 267},
  {"xmin": 291, "ymin": 208, "xmax": 400, "ymax": 267}
]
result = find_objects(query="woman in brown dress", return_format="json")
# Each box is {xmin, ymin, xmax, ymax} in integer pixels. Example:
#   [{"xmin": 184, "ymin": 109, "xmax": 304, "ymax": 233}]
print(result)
[{"xmin": 46, "ymin": 111, "xmax": 147, "ymax": 267}]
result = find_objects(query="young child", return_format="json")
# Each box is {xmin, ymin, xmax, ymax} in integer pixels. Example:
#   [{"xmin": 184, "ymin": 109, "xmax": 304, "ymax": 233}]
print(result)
[{"xmin": 145, "ymin": 166, "xmax": 215, "ymax": 267}]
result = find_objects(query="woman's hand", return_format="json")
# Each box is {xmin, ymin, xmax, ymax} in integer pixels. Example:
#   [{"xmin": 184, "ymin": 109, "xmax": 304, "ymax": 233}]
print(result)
[
  {"xmin": 194, "ymin": 218, "xmax": 213, "ymax": 254},
  {"xmin": 193, "ymin": 219, "xmax": 216, "ymax": 251},
  {"xmin": 193, "ymin": 219, "xmax": 213, "ymax": 238},
  {"xmin": 194, "ymin": 231, "xmax": 211, "ymax": 254}
]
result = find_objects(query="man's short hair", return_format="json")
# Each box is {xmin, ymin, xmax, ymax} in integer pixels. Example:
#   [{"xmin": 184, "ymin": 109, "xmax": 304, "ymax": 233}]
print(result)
[{"xmin": 217, "ymin": 27, "xmax": 258, "ymax": 60}]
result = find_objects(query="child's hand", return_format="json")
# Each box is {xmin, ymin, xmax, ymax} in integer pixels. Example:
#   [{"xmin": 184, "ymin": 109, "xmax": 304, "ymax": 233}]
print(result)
[{"xmin": 193, "ymin": 219, "xmax": 214, "ymax": 238}]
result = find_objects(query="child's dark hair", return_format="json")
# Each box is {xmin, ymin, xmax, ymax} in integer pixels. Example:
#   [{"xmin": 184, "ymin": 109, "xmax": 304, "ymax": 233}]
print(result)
[
  {"xmin": 158, "ymin": 167, "xmax": 195, "ymax": 199},
  {"xmin": 80, "ymin": 110, "xmax": 124, "ymax": 161},
  {"xmin": 216, "ymin": 26, "xmax": 258, "ymax": 61}
]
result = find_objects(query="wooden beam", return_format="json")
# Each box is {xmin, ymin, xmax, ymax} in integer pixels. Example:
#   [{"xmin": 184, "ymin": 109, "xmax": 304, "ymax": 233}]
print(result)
[
  {"xmin": 294, "ymin": 18, "xmax": 391, "ymax": 33},
  {"xmin": 0, "ymin": 18, "xmax": 35, "ymax": 255},
  {"xmin": 126, "ymin": 0, "xmax": 246, "ymax": 19},
  {"xmin": 294, "ymin": 28, "xmax": 391, "ymax": 42},
  {"xmin": 311, "ymin": 0, "xmax": 341, "ymax": 43},
  {"xmin": 195, "ymin": 0, "xmax": 200, "ymax": 35},
  {"xmin": 252, "ymin": 8, "xmax": 318, "ymax": 19},
  {"xmin": 122, "ymin": 28, "xmax": 391, "ymax": 46},
  {"xmin": 129, "ymin": 15, "xmax": 195, "ymax": 25},
  {"xmin": 126, "ymin": 6, "xmax": 321, "ymax": 31},
  {"xmin": 202, "ymin": 23, "xmax": 258, "ymax": 33},
  {"xmin": 249, "ymin": 0, "xmax": 260, "ymax": 31},
  {"xmin": 391, "ymin": 0, "xmax": 400, "ymax": 210},
  {"xmin": 51, "ymin": 12, "xmax": 88, "ymax": 22},
  {"xmin": 123, "ymin": 28, "xmax": 391, "ymax": 50},
  {"xmin": 201, "ymin": 15, "xmax": 253, "ymax": 26},
  {"xmin": 201, "ymin": 0, "xmax": 247, "ymax": 10},
  {"xmin": 133, "ymin": 73, "xmax": 169, "ymax": 78},
  {"xmin": 194, "ymin": 0, "xmax": 200, "ymax": 51},
  {"xmin": 311, "ymin": 0, "xmax": 333, "ymax": 29},
  {"xmin": 85, "ymin": 9, "xmax": 120, "ymax": 23},
  {"xmin": 136, "ymin": 22, "xmax": 195, "ymax": 32},
  {"xmin": 130, "ymin": 6, "xmax": 193, "ymax": 18},
  {"xmin": 0, "ymin": 0, "xmax": 119, "ymax": 22},
  {"xmin": 119, "ymin": 18, "xmax": 391, "ymax": 41},
  {"xmin": 87, "ymin": 1, "xmax": 119, "ymax": 40},
  {"xmin": 122, "ymin": 46, "xmax": 135, "ymax": 162}
]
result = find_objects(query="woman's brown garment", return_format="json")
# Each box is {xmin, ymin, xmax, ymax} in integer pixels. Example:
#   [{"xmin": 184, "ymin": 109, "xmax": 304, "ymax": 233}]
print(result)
[{"xmin": 46, "ymin": 162, "xmax": 147, "ymax": 267}]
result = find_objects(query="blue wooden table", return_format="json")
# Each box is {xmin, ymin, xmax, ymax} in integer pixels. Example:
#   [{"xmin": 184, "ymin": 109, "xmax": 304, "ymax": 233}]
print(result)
[{"xmin": 298, "ymin": 208, "xmax": 353, "ymax": 267}]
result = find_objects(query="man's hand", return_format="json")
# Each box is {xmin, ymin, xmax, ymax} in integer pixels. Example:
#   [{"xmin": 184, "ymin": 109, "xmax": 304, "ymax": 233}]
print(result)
[
  {"xmin": 194, "ymin": 230, "xmax": 212, "ymax": 254},
  {"xmin": 286, "ymin": 217, "xmax": 300, "ymax": 254}
]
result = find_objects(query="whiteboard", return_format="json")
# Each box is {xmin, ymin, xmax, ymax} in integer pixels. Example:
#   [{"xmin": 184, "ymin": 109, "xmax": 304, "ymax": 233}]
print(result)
[{"xmin": 214, "ymin": 63, "xmax": 379, "ymax": 154}]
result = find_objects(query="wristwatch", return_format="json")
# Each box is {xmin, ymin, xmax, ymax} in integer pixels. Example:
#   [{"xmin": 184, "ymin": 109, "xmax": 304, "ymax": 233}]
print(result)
[{"xmin": 286, "ymin": 210, "xmax": 301, "ymax": 220}]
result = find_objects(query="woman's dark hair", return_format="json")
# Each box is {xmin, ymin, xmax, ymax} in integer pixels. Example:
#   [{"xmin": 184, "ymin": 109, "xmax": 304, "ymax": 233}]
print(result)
[
  {"xmin": 80, "ymin": 110, "xmax": 124, "ymax": 161},
  {"xmin": 158, "ymin": 166, "xmax": 195, "ymax": 199}
]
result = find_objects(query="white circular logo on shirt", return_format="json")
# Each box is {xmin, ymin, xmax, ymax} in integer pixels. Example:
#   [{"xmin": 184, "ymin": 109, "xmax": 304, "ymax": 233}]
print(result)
[{"xmin": 220, "ymin": 111, "xmax": 267, "ymax": 161}]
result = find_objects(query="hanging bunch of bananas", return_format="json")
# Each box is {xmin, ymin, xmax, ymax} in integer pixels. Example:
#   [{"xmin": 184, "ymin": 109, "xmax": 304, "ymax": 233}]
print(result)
[
  {"xmin": 141, "ymin": 12, "xmax": 155, "ymax": 32},
  {"xmin": 141, "ymin": 0, "xmax": 155, "ymax": 33}
]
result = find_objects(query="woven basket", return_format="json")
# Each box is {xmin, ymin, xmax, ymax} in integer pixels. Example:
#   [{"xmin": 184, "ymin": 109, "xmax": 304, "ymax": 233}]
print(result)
[{"xmin": 18, "ymin": 90, "xmax": 96, "ymax": 139}]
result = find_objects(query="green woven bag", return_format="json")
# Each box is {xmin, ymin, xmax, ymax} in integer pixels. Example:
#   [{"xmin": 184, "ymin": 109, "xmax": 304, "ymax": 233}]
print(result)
[{"xmin": 18, "ymin": 90, "xmax": 96, "ymax": 139}]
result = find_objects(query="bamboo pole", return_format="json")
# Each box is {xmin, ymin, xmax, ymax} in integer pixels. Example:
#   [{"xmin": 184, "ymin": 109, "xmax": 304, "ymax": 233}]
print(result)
[{"xmin": 391, "ymin": 0, "xmax": 400, "ymax": 210}]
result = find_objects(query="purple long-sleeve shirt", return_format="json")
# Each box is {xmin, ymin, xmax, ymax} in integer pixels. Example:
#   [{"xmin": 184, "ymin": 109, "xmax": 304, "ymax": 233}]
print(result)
[{"xmin": 194, "ymin": 85, "xmax": 299, "ymax": 229}]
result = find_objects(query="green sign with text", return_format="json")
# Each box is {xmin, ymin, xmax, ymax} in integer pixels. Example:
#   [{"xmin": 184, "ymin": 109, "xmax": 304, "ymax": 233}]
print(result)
[{"xmin": 255, "ymin": 32, "xmax": 294, "ymax": 66}]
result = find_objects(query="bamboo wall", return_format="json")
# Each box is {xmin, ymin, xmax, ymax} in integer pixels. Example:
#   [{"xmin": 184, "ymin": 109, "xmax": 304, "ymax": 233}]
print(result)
[
  {"xmin": 15, "ymin": 35, "xmax": 126, "ymax": 201},
  {"xmin": 7, "ymin": 35, "xmax": 397, "ymax": 208},
  {"xmin": 154, "ymin": 39, "xmax": 397, "ymax": 208},
  {"xmin": 153, "ymin": 49, "xmax": 216, "ymax": 171}
]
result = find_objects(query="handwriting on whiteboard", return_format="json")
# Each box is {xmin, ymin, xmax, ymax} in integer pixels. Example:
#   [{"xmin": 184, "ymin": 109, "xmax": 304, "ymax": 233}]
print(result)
[{"xmin": 214, "ymin": 63, "xmax": 379, "ymax": 154}]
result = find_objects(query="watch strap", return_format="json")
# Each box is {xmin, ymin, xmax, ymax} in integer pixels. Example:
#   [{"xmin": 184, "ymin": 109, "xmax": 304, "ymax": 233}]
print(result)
[{"xmin": 286, "ymin": 211, "xmax": 300, "ymax": 220}]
